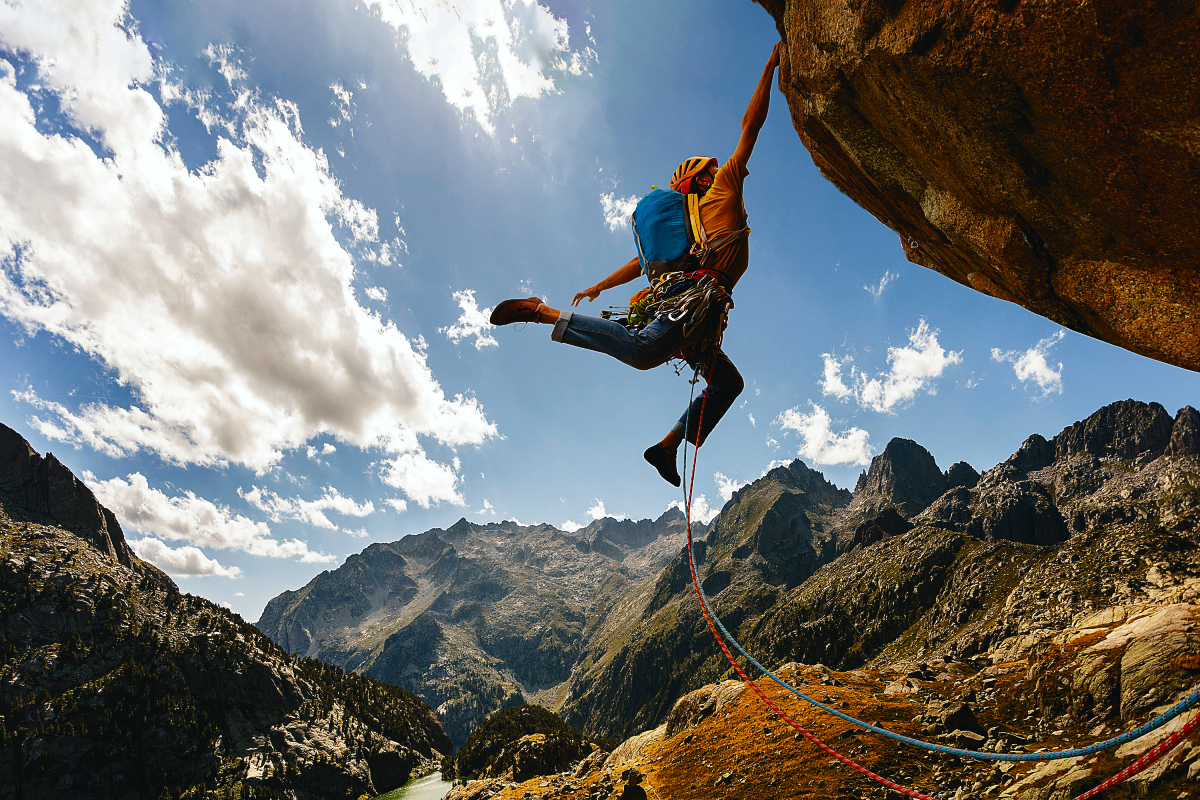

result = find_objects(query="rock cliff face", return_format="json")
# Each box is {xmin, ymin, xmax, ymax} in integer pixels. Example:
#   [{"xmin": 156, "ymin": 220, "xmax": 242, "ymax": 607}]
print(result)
[
  {"xmin": 0, "ymin": 426, "xmax": 449, "ymax": 800},
  {"xmin": 757, "ymin": 0, "xmax": 1200, "ymax": 371},
  {"xmin": 0, "ymin": 424, "xmax": 134, "ymax": 568},
  {"xmin": 256, "ymin": 511, "xmax": 701, "ymax": 746}
]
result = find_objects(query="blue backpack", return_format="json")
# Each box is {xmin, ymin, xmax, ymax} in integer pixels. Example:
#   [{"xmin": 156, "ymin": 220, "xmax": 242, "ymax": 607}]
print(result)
[
  {"xmin": 631, "ymin": 189, "xmax": 694, "ymax": 282},
  {"xmin": 631, "ymin": 189, "xmax": 750, "ymax": 284}
]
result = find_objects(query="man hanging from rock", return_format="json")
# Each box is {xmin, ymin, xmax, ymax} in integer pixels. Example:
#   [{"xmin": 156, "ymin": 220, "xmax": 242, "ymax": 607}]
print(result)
[{"xmin": 490, "ymin": 43, "xmax": 781, "ymax": 487}]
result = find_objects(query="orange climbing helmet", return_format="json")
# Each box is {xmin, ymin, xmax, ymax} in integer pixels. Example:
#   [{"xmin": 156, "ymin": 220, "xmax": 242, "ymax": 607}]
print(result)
[{"xmin": 670, "ymin": 156, "xmax": 718, "ymax": 194}]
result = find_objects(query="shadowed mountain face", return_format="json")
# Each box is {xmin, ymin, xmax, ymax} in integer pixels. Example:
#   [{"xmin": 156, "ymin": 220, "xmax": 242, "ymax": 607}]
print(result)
[
  {"xmin": 260, "ymin": 400, "xmax": 1200, "ymax": 748},
  {"xmin": 0, "ymin": 424, "xmax": 450, "ymax": 799},
  {"xmin": 256, "ymin": 511, "xmax": 701, "ymax": 746}
]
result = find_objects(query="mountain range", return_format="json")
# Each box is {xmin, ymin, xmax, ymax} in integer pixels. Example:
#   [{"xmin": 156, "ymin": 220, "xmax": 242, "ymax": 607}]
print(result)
[{"xmin": 258, "ymin": 399, "xmax": 1200, "ymax": 754}]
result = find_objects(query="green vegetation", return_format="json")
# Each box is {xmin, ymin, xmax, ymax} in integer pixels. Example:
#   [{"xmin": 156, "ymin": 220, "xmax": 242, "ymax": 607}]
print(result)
[{"xmin": 454, "ymin": 704, "xmax": 600, "ymax": 778}]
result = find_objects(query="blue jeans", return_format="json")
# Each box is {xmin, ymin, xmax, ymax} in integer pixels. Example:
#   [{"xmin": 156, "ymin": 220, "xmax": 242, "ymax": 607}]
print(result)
[{"xmin": 552, "ymin": 309, "xmax": 743, "ymax": 446}]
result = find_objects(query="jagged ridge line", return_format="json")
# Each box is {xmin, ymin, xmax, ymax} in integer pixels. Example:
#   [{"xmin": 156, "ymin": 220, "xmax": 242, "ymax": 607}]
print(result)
[{"xmin": 678, "ymin": 363, "xmax": 1199, "ymax": 799}]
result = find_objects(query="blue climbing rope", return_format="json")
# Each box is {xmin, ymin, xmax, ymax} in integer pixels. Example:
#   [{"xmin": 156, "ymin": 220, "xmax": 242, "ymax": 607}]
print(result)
[{"xmin": 677, "ymin": 364, "xmax": 1200, "ymax": 762}]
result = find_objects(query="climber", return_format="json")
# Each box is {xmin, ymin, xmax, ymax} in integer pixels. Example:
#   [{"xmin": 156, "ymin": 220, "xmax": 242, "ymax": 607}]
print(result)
[{"xmin": 490, "ymin": 42, "xmax": 781, "ymax": 487}]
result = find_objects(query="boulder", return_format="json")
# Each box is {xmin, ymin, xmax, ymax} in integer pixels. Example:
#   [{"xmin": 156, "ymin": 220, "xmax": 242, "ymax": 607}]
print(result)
[
  {"xmin": 759, "ymin": 0, "xmax": 1200, "ymax": 371},
  {"xmin": 927, "ymin": 700, "xmax": 984, "ymax": 735},
  {"xmin": 664, "ymin": 680, "xmax": 745, "ymax": 737},
  {"xmin": 603, "ymin": 725, "xmax": 666, "ymax": 770}
]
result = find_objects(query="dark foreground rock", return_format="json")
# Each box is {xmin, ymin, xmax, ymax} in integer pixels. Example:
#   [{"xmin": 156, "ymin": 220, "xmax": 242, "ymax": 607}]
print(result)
[
  {"xmin": 0, "ymin": 426, "xmax": 450, "ymax": 800},
  {"xmin": 758, "ymin": 0, "xmax": 1200, "ymax": 371}
]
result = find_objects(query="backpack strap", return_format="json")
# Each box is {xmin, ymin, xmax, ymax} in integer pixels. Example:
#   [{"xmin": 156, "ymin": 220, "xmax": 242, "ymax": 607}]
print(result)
[{"xmin": 687, "ymin": 193, "xmax": 750, "ymax": 267}]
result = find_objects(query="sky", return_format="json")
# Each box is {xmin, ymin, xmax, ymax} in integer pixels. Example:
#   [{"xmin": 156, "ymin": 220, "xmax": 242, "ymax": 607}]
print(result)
[{"xmin": 1, "ymin": 0, "xmax": 1196, "ymax": 621}]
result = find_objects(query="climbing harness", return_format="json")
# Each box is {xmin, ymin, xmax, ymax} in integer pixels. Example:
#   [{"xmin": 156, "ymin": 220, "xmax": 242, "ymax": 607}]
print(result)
[
  {"xmin": 599, "ymin": 269, "xmax": 734, "ymax": 370},
  {"xmin": 676, "ymin": 362, "xmax": 1200, "ymax": 799}
]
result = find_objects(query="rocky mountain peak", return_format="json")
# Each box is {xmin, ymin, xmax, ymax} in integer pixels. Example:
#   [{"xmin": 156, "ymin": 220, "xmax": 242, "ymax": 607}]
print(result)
[
  {"xmin": 0, "ymin": 422, "xmax": 136, "ymax": 569},
  {"xmin": 944, "ymin": 460, "xmax": 980, "ymax": 490},
  {"xmin": 1051, "ymin": 399, "xmax": 1175, "ymax": 462},
  {"xmin": 1167, "ymin": 405, "xmax": 1200, "ymax": 456},
  {"xmin": 856, "ymin": 437, "xmax": 947, "ymax": 516}
]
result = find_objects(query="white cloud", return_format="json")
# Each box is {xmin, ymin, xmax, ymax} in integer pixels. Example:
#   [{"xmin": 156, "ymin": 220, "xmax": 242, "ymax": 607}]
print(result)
[
  {"xmin": 238, "ymin": 485, "xmax": 374, "ymax": 530},
  {"xmin": 345, "ymin": 527, "xmax": 369, "ymax": 538},
  {"xmin": 775, "ymin": 403, "xmax": 872, "ymax": 466},
  {"xmin": 130, "ymin": 536, "xmax": 242, "ymax": 578},
  {"xmin": 363, "ymin": 0, "xmax": 594, "ymax": 134},
  {"xmin": 0, "ymin": 0, "xmax": 495, "ymax": 485},
  {"xmin": 586, "ymin": 498, "xmax": 625, "ymax": 522},
  {"xmin": 365, "ymin": 286, "xmax": 388, "ymax": 302},
  {"xmin": 599, "ymin": 192, "xmax": 638, "ymax": 231},
  {"xmin": 88, "ymin": 472, "xmax": 334, "ymax": 562},
  {"xmin": 561, "ymin": 519, "xmax": 582, "ymax": 533},
  {"xmin": 438, "ymin": 289, "xmax": 498, "ymax": 350},
  {"xmin": 380, "ymin": 450, "xmax": 464, "ymax": 508},
  {"xmin": 668, "ymin": 494, "xmax": 719, "ymax": 525},
  {"xmin": 821, "ymin": 320, "xmax": 961, "ymax": 413},
  {"xmin": 383, "ymin": 497, "xmax": 409, "ymax": 513},
  {"xmin": 760, "ymin": 459, "xmax": 792, "ymax": 475},
  {"xmin": 819, "ymin": 354, "xmax": 855, "ymax": 400},
  {"xmin": 305, "ymin": 441, "xmax": 336, "ymax": 460},
  {"xmin": 992, "ymin": 330, "xmax": 1065, "ymax": 397},
  {"xmin": 714, "ymin": 472, "xmax": 746, "ymax": 502},
  {"xmin": 747, "ymin": 412, "xmax": 755, "ymax": 427},
  {"xmin": 234, "ymin": 592, "xmax": 245, "ymax": 596},
  {"xmin": 864, "ymin": 269, "xmax": 898, "ymax": 299},
  {"xmin": 329, "ymin": 81, "xmax": 354, "ymax": 127},
  {"xmin": 476, "ymin": 499, "xmax": 496, "ymax": 516}
]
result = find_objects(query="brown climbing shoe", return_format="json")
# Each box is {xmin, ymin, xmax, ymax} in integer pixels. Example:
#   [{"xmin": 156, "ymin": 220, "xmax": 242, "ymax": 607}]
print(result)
[
  {"xmin": 489, "ymin": 297, "xmax": 543, "ymax": 325},
  {"xmin": 644, "ymin": 444, "xmax": 681, "ymax": 487}
]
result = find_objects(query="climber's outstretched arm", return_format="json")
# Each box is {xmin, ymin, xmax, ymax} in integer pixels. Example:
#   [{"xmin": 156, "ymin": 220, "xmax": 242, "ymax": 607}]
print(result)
[
  {"xmin": 732, "ymin": 42, "xmax": 782, "ymax": 166},
  {"xmin": 572, "ymin": 257, "xmax": 642, "ymax": 306}
]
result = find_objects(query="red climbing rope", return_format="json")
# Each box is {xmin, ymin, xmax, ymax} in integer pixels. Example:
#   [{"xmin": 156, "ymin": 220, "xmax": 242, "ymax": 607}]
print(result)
[
  {"xmin": 680, "ymin": 361, "xmax": 945, "ymax": 800},
  {"xmin": 1071, "ymin": 712, "xmax": 1200, "ymax": 800}
]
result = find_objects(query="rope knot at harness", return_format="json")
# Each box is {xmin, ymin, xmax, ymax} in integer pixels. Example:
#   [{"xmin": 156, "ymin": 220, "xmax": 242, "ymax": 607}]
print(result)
[{"xmin": 676, "ymin": 360, "xmax": 1200, "ymax": 800}]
